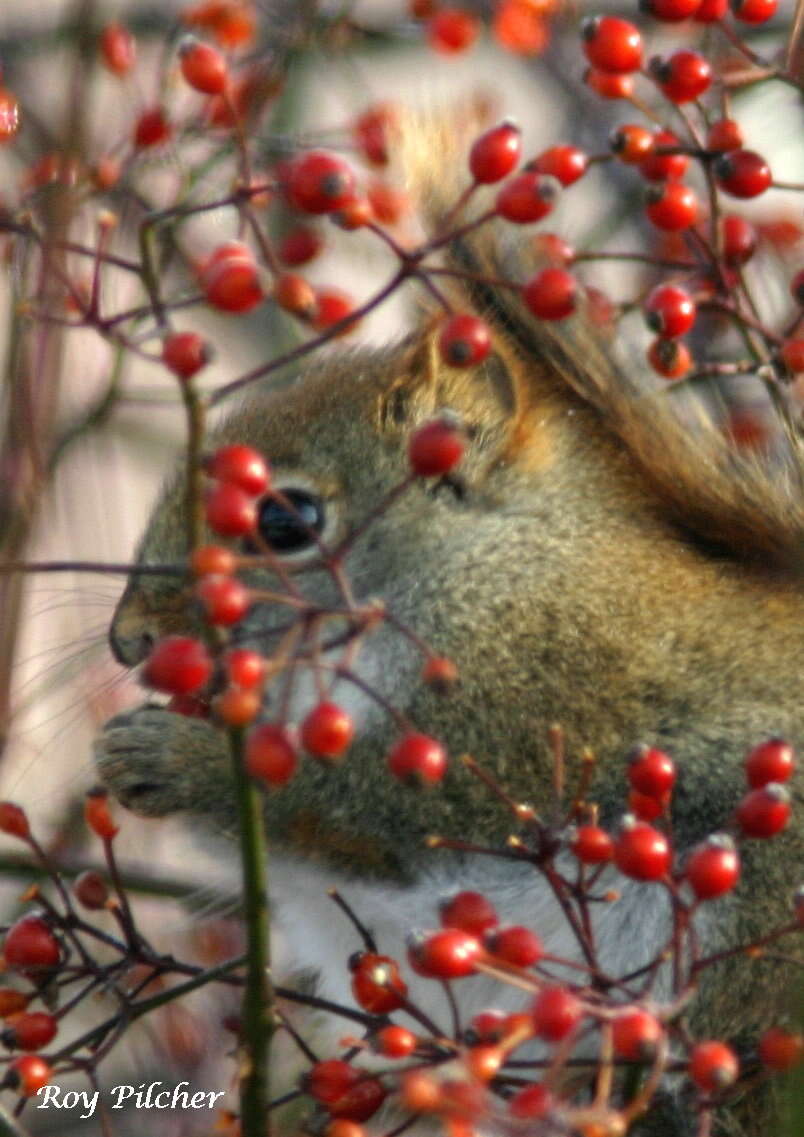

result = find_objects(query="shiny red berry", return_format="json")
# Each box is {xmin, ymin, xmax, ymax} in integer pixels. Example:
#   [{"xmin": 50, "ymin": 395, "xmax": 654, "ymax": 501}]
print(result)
[
  {"xmin": 195, "ymin": 574, "xmax": 250, "ymax": 625},
  {"xmin": 387, "ymin": 732, "xmax": 447, "ymax": 785},
  {"xmin": 274, "ymin": 272, "xmax": 317, "ymax": 318},
  {"xmin": 427, "ymin": 9, "xmax": 479, "ymax": 54},
  {"xmin": 731, "ymin": 0, "xmax": 777, "ymax": 22},
  {"xmin": 440, "ymin": 891, "xmax": 498, "ymax": 936},
  {"xmin": 570, "ymin": 824, "xmax": 614, "ymax": 864},
  {"xmin": 468, "ymin": 1009, "xmax": 507, "ymax": 1043},
  {"xmin": 5, "ymin": 1012, "xmax": 57, "ymax": 1052},
  {"xmin": 3, "ymin": 915, "xmax": 60, "ymax": 971},
  {"xmin": 201, "ymin": 243, "xmax": 264, "ymax": 312},
  {"xmin": 645, "ymin": 182, "xmax": 699, "ymax": 230},
  {"xmin": 438, "ymin": 314, "xmax": 492, "ymax": 368},
  {"xmin": 648, "ymin": 337, "xmax": 692, "ymax": 380},
  {"xmin": 179, "ymin": 37, "xmax": 228, "ymax": 95},
  {"xmin": 508, "ymin": 1083, "xmax": 552, "ymax": 1119},
  {"xmin": 408, "ymin": 928, "xmax": 481, "ymax": 979},
  {"xmin": 162, "ymin": 331, "xmax": 212, "ymax": 379},
  {"xmin": 722, "ymin": 215, "xmax": 757, "ymax": 265},
  {"xmin": 532, "ymin": 145, "xmax": 588, "ymax": 186},
  {"xmin": 714, "ymin": 150, "xmax": 772, "ymax": 198},
  {"xmin": 300, "ymin": 701, "xmax": 354, "ymax": 760},
  {"xmin": 144, "ymin": 636, "xmax": 212, "ymax": 695},
  {"xmin": 736, "ymin": 783, "xmax": 791, "ymax": 837},
  {"xmin": 706, "ymin": 119, "xmax": 744, "ymax": 153},
  {"xmin": 245, "ymin": 724, "xmax": 299, "ymax": 786},
  {"xmin": 191, "ymin": 544, "xmax": 237, "ymax": 577},
  {"xmin": 8, "ymin": 1055, "xmax": 52, "ymax": 1096},
  {"xmin": 584, "ymin": 68, "xmax": 634, "ymax": 99},
  {"xmin": 206, "ymin": 444, "xmax": 270, "ymax": 496},
  {"xmin": 485, "ymin": 924, "xmax": 544, "ymax": 967},
  {"xmin": 224, "ymin": 649, "xmax": 265, "ymax": 690},
  {"xmin": 642, "ymin": 0, "xmax": 703, "ymax": 19},
  {"xmin": 350, "ymin": 951, "xmax": 408, "ymax": 1013},
  {"xmin": 522, "ymin": 267, "xmax": 578, "ymax": 320},
  {"xmin": 375, "ymin": 1024, "xmax": 417, "ymax": 1058},
  {"xmin": 278, "ymin": 226, "xmax": 323, "ymax": 267},
  {"xmin": 312, "ymin": 287, "xmax": 359, "ymax": 334},
  {"xmin": 469, "ymin": 120, "xmax": 522, "ymax": 184},
  {"xmin": 627, "ymin": 745, "xmax": 677, "ymax": 797},
  {"xmin": 649, "ymin": 50, "xmax": 713, "ymax": 103},
  {"xmin": 685, "ymin": 835, "xmax": 740, "ymax": 899},
  {"xmin": 781, "ymin": 339, "xmax": 804, "ymax": 373},
  {"xmin": 495, "ymin": 171, "xmax": 560, "ymax": 223},
  {"xmin": 353, "ymin": 103, "xmax": 397, "ymax": 166},
  {"xmin": 689, "ymin": 1040, "xmax": 738, "ymax": 1092},
  {"xmin": 610, "ymin": 124, "xmax": 655, "ymax": 165},
  {"xmin": 629, "ymin": 788, "xmax": 670, "ymax": 821},
  {"xmin": 612, "ymin": 1007, "xmax": 663, "ymax": 1061},
  {"xmin": 695, "ymin": 0, "xmax": 728, "ymax": 18},
  {"xmin": 644, "ymin": 286, "xmax": 696, "ymax": 339},
  {"xmin": 133, "ymin": 106, "xmax": 171, "ymax": 148},
  {"xmin": 0, "ymin": 803, "xmax": 30, "ymax": 840},
  {"xmin": 758, "ymin": 1026, "xmax": 803, "ymax": 1071},
  {"xmin": 615, "ymin": 819, "xmax": 672, "ymax": 881},
  {"xmin": 328, "ymin": 1079, "xmax": 386, "ymax": 1122},
  {"xmin": 639, "ymin": 130, "xmax": 688, "ymax": 181},
  {"xmin": 307, "ymin": 1060, "xmax": 359, "ymax": 1105},
  {"xmin": 100, "ymin": 22, "xmax": 137, "ymax": 76},
  {"xmin": 205, "ymin": 482, "xmax": 258, "ymax": 536},
  {"xmin": 408, "ymin": 416, "xmax": 465, "ymax": 476},
  {"xmin": 745, "ymin": 738, "xmax": 795, "ymax": 787},
  {"xmin": 532, "ymin": 986, "xmax": 582, "ymax": 1042},
  {"xmin": 581, "ymin": 17, "xmax": 643, "ymax": 74},
  {"xmin": 287, "ymin": 150, "xmax": 356, "ymax": 214}
]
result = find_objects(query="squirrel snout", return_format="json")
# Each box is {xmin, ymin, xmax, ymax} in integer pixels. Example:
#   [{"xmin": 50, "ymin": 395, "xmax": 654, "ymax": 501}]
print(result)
[{"xmin": 109, "ymin": 620, "xmax": 154, "ymax": 668}]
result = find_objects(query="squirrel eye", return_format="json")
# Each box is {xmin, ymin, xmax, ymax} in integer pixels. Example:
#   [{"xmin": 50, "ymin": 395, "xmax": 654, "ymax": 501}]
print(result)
[{"xmin": 251, "ymin": 488, "xmax": 326, "ymax": 553}]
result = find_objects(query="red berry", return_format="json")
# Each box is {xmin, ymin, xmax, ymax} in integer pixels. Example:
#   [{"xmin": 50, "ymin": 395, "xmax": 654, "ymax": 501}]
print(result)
[
  {"xmin": 201, "ymin": 244, "xmax": 264, "ymax": 312},
  {"xmin": 532, "ymin": 145, "xmax": 588, "ymax": 186},
  {"xmin": 408, "ymin": 416, "xmax": 465, "ymax": 477},
  {"xmin": 353, "ymin": 103, "xmax": 397, "ymax": 167},
  {"xmin": 584, "ymin": 68, "xmax": 634, "ymax": 99},
  {"xmin": 278, "ymin": 226, "xmax": 323, "ymax": 267},
  {"xmin": 689, "ymin": 1040, "xmax": 739, "ymax": 1092},
  {"xmin": 642, "ymin": 0, "xmax": 703, "ymax": 19},
  {"xmin": 73, "ymin": 870, "xmax": 109, "ymax": 910},
  {"xmin": 731, "ymin": 0, "xmax": 777, "ymax": 22},
  {"xmin": 627, "ymin": 745, "xmax": 677, "ymax": 797},
  {"xmin": 0, "ymin": 989, "xmax": 29, "ymax": 1017},
  {"xmin": 610, "ymin": 124, "xmax": 655, "ymax": 165},
  {"xmin": 422, "ymin": 655, "xmax": 459, "ymax": 692},
  {"xmin": 581, "ymin": 17, "xmax": 643, "ymax": 74},
  {"xmin": 612, "ymin": 1008, "xmax": 663, "ymax": 1061},
  {"xmin": 639, "ymin": 130, "xmax": 688, "ymax": 181},
  {"xmin": 465, "ymin": 1044, "xmax": 504, "ymax": 1082},
  {"xmin": 182, "ymin": 0, "xmax": 256, "ymax": 48},
  {"xmin": 206, "ymin": 444, "xmax": 270, "ymax": 497},
  {"xmin": 714, "ymin": 150, "xmax": 772, "ymax": 198},
  {"xmin": 522, "ymin": 267, "xmax": 578, "ymax": 319},
  {"xmin": 469, "ymin": 120, "xmax": 522, "ymax": 184},
  {"xmin": 329, "ymin": 1079, "xmax": 386, "ymax": 1122},
  {"xmin": 8, "ymin": 1055, "xmax": 52, "ymax": 1096},
  {"xmin": 645, "ymin": 182, "xmax": 699, "ymax": 231},
  {"xmin": 133, "ymin": 107, "xmax": 171, "ymax": 148},
  {"xmin": 312, "ymin": 287, "xmax": 359, "ymax": 334},
  {"xmin": 286, "ymin": 150, "xmax": 356, "ymax": 214},
  {"xmin": 331, "ymin": 195, "xmax": 373, "ymax": 231},
  {"xmin": 100, "ymin": 22, "xmax": 137, "ymax": 76},
  {"xmin": 224, "ymin": 648, "xmax": 265, "ymax": 689},
  {"xmin": 375, "ymin": 1024, "xmax": 417, "ymax": 1058},
  {"xmin": 307, "ymin": 1060, "xmax": 359, "ymax": 1105},
  {"xmin": 162, "ymin": 331, "xmax": 212, "ymax": 380},
  {"xmin": 408, "ymin": 928, "xmax": 481, "ymax": 979},
  {"xmin": 5, "ymin": 1012, "xmax": 57, "ymax": 1052},
  {"xmin": 427, "ymin": 9, "xmax": 479, "ymax": 54},
  {"xmin": 0, "ymin": 803, "xmax": 30, "ymax": 840},
  {"xmin": 685, "ymin": 834, "xmax": 741, "ymax": 899},
  {"xmin": 495, "ymin": 171, "xmax": 560, "ymax": 223},
  {"xmin": 745, "ymin": 738, "xmax": 795, "ymax": 788},
  {"xmin": 644, "ymin": 286, "xmax": 696, "ymax": 339},
  {"xmin": 508, "ymin": 1083, "xmax": 552, "ymax": 1119},
  {"xmin": 649, "ymin": 50, "xmax": 713, "ymax": 103},
  {"xmin": 3, "ymin": 915, "xmax": 60, "ymax": 972},
  {"xmin": 722, "ymin": 215, "xmax": 757, "ymax": 265},
  {"xmin": 195, "ymin": 574, "xmax": 250, "ymax": 625},
  {"xmin": 274, "ymin": 272, "xmax": 317, "ymax": 318},
  {"xmin": 205, "ymin": 482, "xmax": 258, "ymax": 536},
  {"xmin": 84, "ymin": 788, "xmax": 119, "ymax": 840},
  {"xmin": 570, "ymin": 824, "xmax": 614, "ymax": 864},
  {"xmin": 350, "ymin": 951, "xmax": 408, "ymax": 1013},
  {"xmin": 614, "ymin": 819, "xmax": 672, "ymax": 881},
  {"xmin": 781, "ymin": 339, "xmax": 804, "ymax": 373},
  {"xmin": 214, "ymin": 687, "xmax": 260, "ymax": 725},
  {"xmin": 468, "ymin": 1009, "xmax": 507, "ymax": 1043},
  {"xmin": 179, "ymin": 37, "xmax": 228, "ymax": 95},
  {"xmin": 648, "ymin": 337, "xmax": 692, "ymax": 380},
  {"xmin": 387, "ymin": 732, "xmax": 447, "ymax": 785},
  {"xmin": 706, "ymin": 118, "xmax": 744, "ymax": 153},
  {"xmin": 736, "ymin": 783, "xmax": 791, "ymax": 837},
  {"xmin": 367, "ymin": 179, "xmax": 408, "ymax": 225},
  {"xmin": 533, "ymin": 233, "xmax": 575, "ymax": 265},
  {"xmin": 758, "ymin": 1026, "xmax": 803, "ymax": 1071},
  {"xmin": 485, "ymin": 924, "xmax": 544, "ymax": 967},
  {"xmin": 792, "ymin": 269, "xmax": 804, "ymax": 305},
  {"xmin": 439, "ymin": 891, "xmax": 498, "ymax": 936},
  {"xmin": 695, "ymin": 0, "xmax": 729, "ymax": 18},
  {"xmin": 300, "ymin": 701, "xmax": 354, "ymax": 760},
  {"xmin": 532, "ymin": 986, "xmax": 582, "ymax": 1042},
  {"xmin": 437, "ymin": 314, "xmax": 492, "ymax": 368},
  {"xmin": 144, "ymin": 636, "xmax": 212, "ymax": 696},
  {"xmin": 628, "ymin": 788, "xmax": 669, "ymax": 821},
  {"xmin": 0, "ymin": 89, "xmax": 20, "ymax": 143},
  {"xmin": 245, "ymin": 724, "xmax": 299, "ymax": 786},
  {"xmin": 191, "ymin": 544, "xmax": 237, "ymax": 577}
]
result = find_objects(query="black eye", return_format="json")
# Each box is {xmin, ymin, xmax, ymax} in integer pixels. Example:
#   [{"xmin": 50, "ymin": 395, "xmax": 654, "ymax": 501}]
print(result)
[{"xmin": 250, "ymin": 489, "xmax": 326, "ymax": 553}]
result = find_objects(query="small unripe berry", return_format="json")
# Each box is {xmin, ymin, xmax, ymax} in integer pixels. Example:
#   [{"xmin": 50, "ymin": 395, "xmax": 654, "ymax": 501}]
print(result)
[
  {"xmin": 84, "ymin": 787, "xmax": 119, "ymax": 840},
  {"xmin": 469, "ymin": 120, "xmax": 522, "ymax": 184},
  {"xmin": 689, "ymin": 1040, "xmax": 738, "ymax": 1093},
  {"xmin": 408, "ymin": 416, "xmax": 465, "ymax": 477},
  {"xmin": 532, "ymin": 985, "xmax": 582, "ymax": 1042},
  {"xmin": 144, "ymin": 636, "xmax": 212, "ymax": 696}
]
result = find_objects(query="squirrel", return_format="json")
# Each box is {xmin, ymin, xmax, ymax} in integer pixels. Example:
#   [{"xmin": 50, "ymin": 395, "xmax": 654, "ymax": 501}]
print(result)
[{"xmin": 94, "ymin": 115, "xmax": 803, "ymax": 1134}]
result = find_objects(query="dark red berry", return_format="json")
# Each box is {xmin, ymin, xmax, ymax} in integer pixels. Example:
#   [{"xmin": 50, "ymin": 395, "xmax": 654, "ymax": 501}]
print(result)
[
  {"xmin": 328, "ymin": 1079, "xmax": 386, "ymax": 1122},
  {"xmin": 312, "ymin": 287, "xmax": 359, "ymax": 334},
  {"xmin": 581, "ymin": 17, "xmax": 643, "ymax": 74},
  {"xmin": 300, "ymin": 701, "xmax": 354, "ymax": 760},
  {"xmin": 244, "ymin": 724, "xmax": 299, "ymax": 786},
  {"xmin": 522, "ymin": 267, "xmax": 578, "ymax": 319},
  {"xmin": 133, "ymin": 107, "xmax": 171, "ymax": 148},
  {"xmin": 3, "ymin": 915, "xmax": 60, "ymax": 971},
  {"xmin": 645, "ymin": 182, "xmax": 699, "ymax": 231},
  {"xmin": 508, "ymin": 1083, "xmax": 552, "ymax": 1119},
  {"xmin": 695, "ymin": 0, "xmax": 728, "ymax": 18},
  {"xmin": 714, "ymin": 150, "xmax": 772, "ymax": 198},
  {"xmin": 387, "ymin": 732, "xmax": 447, "ymax": 785},
  {"xmin": 5, "ymin": 1012, "xmax": 57, "ymax": 1052},
  {"xmin": 0, "ymin": 803, "xmax": 30, "ymax": 840},
  {"xmin": 495, "ymin": 171, "xmax": 560, "ymax": 223},
  {"xmin": 614, "ymin": 819, "xmax": 672, "ymax": 881},
  {"xmin": 485, "ymin": 925, "xmax": 543, "ymax": 967},
  {"xmin": 469, "ymin": 120, "xmax": 522, "ymax": 184},
  {"xmin": 649, "ymin": 50, "xmax": 713, "ymax": 103},
  {"xmin": 286, "ymin": 150, "xmax": 356, "ymax": 214},
  {"xmin": 353, "ymin": 103, "xmax": 397, "ymax": 166},
  {"xmin": 206, "ymin": 444, "xmax": 270, "ymax": 497},
  {"xmin": 758, "ymin": 1027, "xmax": 803, "ymax": 1071},
  {"xmin": 532, "ymin": 986, "xmax": 582, "ymax": 1042},
  {"xmin": 722, "ymin": 215, "xmax": 757, "ymax": 265},
  {"xmin": 278, "ymin": 226, "xmax": 323, "ymax": 267},
  {"xmin": 408, "ymin": 416, "xmax": 465, "ymax": 476},
  {"xmin": 685, "ymin": 834, "xmax": 740, "ymax": 899},
  {"xmin": 144, "ymin": 636, "xmax": 212, "ymax": 696},
  {"xmin": 736, "ymin": 783, "xmax": 791, "ymax": 837},
  {"xmin": 781, "ymin": 339, "xmax": 804, "ymax": 373},
  {"xmin": 307, "ymin": 1060, "xmax": 359, "ymax": 1105},
  {"xmin": 440, "ymin": 891, "xmax": 498, "ymax": 936},
  {"xmin": 73, "ymin": 870, "xmax": 109, "ymax": 910},
  {"xmin": 205, "ymin": 482, "xmax": 258, "ymax": 536},
  {"xmin": 437, "ymin": 314, "xmax": 492, "ymax": 368},
  {"xmin": 745, "ymin": 738, "xmax": 795, "ymax": 787},
  {"xmin": 689, "ymin": 1040, "xmax": 738, "ymax": 1092},
  {"xmin": 408, "ymin": 928, "xmax": 481, "ymax": 979},
  {"xmin": 532, "ymin": 145, "xmax": 588, "ymax": 186}
]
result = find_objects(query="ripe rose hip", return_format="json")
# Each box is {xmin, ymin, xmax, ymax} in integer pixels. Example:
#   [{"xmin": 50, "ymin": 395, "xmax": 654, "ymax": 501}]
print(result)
[
  {"xmin": 736, "ymin": 783, "xmax": 791, "ymax": 837},
  {"xmin": 408, "ymin": 416, "xmax": 465, "ymax": 477},
  {"xmin": 214, "ymin": 687, "xmax": 260, "ymax": 726},
  {"xmin": 205, "ymin": 482, "xmax": 258, "ymax": 536},
  {"xmin": 645, "ymin": 182, "xmax": 699, "ymax": 231},
  {"xmin": 286, "ymin": 151, "xmax": 356, "ymax": 214},
  {"xmin": 758, "ymin": 1026, "xmax": 803, "ymax": 1071},
  {"xmin": 495, "ymin": 171, "xmax": 560, "ymax": 223},
  {"xmin": 245, "ymin": 724, "xmax": 299, "ymax": 786},
  {"xmin": 191, "ymin": 544, "xmax": 237, "ymax": 577},
  {"xmin": 300, "ymin": 701, "xmax": 354, "ymax": 760},
  {"xmin": 437, "ymin": 314, "xmax": 492, "ymax": 368},
  {"xmin": 469, "ymin": 120, "xmax": 522, "ymax": 184},
  {"xmin": 745, "ymin": 738, "xmax": 795, "ymax": 787},
  {"xmin": 278, "ymin": 226, "xmax": 323, "ymax": 267},
  {"xmin": 695, "ymin": 0, "xmax": 728, "ymax": 16},
  {"xmin": 306, "ymin": 1059, "xmax": 359, "ymax": 1104},
  {"xmin": 73, "ymin": 870, "xmax": 109, "ymax": 910},
  {"xmin": 312, "ymin": 287, "xmax": 359, "ymax": 334},
  {"xmin": 629, "ymin": 788, "xmax": 669, "ymax": 822},
  {"xmin": 329, "ymin": 1078, "xmax": 386, "ymax": 1122},
  {"xmin": 532, "ymin": 986, "xmax": 582, "ymax": 1042},
  {"xmin": 706, "ymin": 119, "xmax": 744, "ymax": 153},
  {"xmin": 375, "ymin": 1024, "xmax": 417, "ymax": 1058},
  {"xmin": 731, "ymin": 0, "xmax": 778, "ymax": 22},
  {"xmin": 570, "ymin": 823, "xmax": 614, "ymax": 864},
  {"xmin": 522, "ymin": 267, "xmax": 578, "ymax": 320},
  {"xmin": 689, "ymin": 1040, "xmax": 739, "ymax": 1092},
  {"xmin": 614, "ymin": 819, "xmax": 672, "ymax": 881},
  {"xmin": 531, "ymin": 145, "xmax": 588, "ymax": 186},
  {"xmin": 485, "ymin": 924, "xmax": 543, "ymax": 966},
  {"xmin": 645, "ymin": 286, "xmax": 696, "ymax": 339},
  {"xmin": 196, "ymin": 574, "xmax": 250, "ymax": 625},
  {"xmin": 162, "ymin": 331, "xmax": 212, "ymax": 379},
  {"xmin": 0, "ymin": 802, "xmax": 29, "ymax": 840},
  {"xmin": 612, "ymin": 1007, "xmax": 663, "ymax": 1061},
  {"xmin": 649, "ymin": 50, "xmax": 712, "ymax": 103},
  {"xmin": 639, "ymin": 130, "xmax": 688, "ymax": 182},
  {"xmin": 781, "ymin": 339, "xmax": 804, "ymax": 373},
  {"xmin": 685, "ymin": 834, "xmax": 740, "ymax": 900},
  {"xmin": 610, "ymin": 124, "xmax": 655, "ymax": 165},
  {"xmin": 627, "ymin": 745, "xmax": 677, "ymax": 797},
  {"xmin": 100, "ymin": 22, "xmax": 136, "ymax": 76},
  {"xmin": 468, "ymin": 1009, "xmax": 506, "ymax": 1043},
  {"xmin": 722, "ymin": 215, "xmax": 757, "ymax": 265},
  {"xmin": 144, "ymin": 636, "xmax": 212, "ymax": 696},
  {"xmin": 200, "ymin": 244, "xmax": 264, "ymax": 313},
  {"xmin": 224, "ymin": 648, "xmax": 265, "ymax": 689},
  {"xmin": 206, "ymin": 444, "xmax": 270, "ymax": 497},
  {"xmin": 508, "ymin": 1083, "xmax": 552, "ymax": 1119},
  {"xmin": 3, "ymin": 915, "xmax": 60, "ymax": 971},
  {"xmin": 584, "ymin": 68, "xmax": 634, "ymax": 99},
  {"xmin": 350, "ymin": 951, "xmax": 408, "ymax": 1013},
  {"xmin": 8, "ymin": 1055, "xmax": 52, "ymax": 1096},
  {"xmin": 408, "ymin": 927, "xmax": 481, "ymax": 979},
  {"xmin": 648, "ymin": 337, "xmax": 692, "ymax": 380},
  {"xmin": 179, "ymin": 37, "xmax": 228, "ymax": 95},
  {"xmin": 133, "ymin": 106, "xmax": 171, "ymax": 148},
  {"xmin": 439, "ymin": 890, "xmax": 498, "ymax": 936},
  {"xmin": 427, "ymin": 9, "xmax": 479, "ymax": 54},
  {"xmin": 581, "ymin": 17, "xmax": 643, "ymax": 74},
  {"xmin": 4, "ymin": 1011, "xmax": 57, "ymax": 1052},
  {"xmin": 714, "ymin": 150, "xmax": 772, "ymax": 199},
  {"xmin": 387, "ymin": 732, "xmax": 447, "ymax": 784},
  {"xmin": 353, "ymin": 103, "xmax": 397, "ymax": 166}
]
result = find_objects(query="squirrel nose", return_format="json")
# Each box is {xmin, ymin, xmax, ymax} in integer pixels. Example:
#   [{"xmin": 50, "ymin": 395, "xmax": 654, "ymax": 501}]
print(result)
[{"xmin": 109, "ymin": 621, "xmax": 155, "ymax": 667}]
